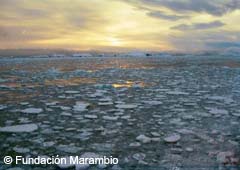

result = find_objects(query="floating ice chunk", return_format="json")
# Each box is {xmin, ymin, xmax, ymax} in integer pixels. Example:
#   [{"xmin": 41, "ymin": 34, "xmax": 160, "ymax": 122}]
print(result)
[
  {"xmin": 121, "ymin": 115, "xmax": 131, "ymax": 119},
  {"xmin": 0, "ymin": 85, "xmax": 13, "ymax": 89},
  {"xmin": 207, "ymin": 96, "xmax": 225, "ymax": 100},
  {"xmin": 209, "ymin": 108, "xmax": 229, "ymax": 115},
  {"xmin": 74, "ymin": 102, "xmax": 90, "ymax": 111},
  {"xmin": 208, "ymin": 96, "xmax": 235, "ymax": 104},
  {"xmin": 78, "ymin": 131, "xmax": 93, "ymax": 140},
  {"xmin": 81, "ymin": 152, "xmax": 100, "ymax": 159},
  {"xmin": 195, "ymin": 112, "xmax": 210, "ymax": 118},
  {"xmin": 224, "ymin": 98, "xmax": 235, "ymax": 104},
  {"xmin": 166, "ymin": 91, "xmax": 189, "ymax": 95},
  {"xmin": 13, "ymin": 147, "xmax": 30, "ymax": 153},
  {"xmin": 170, "ymin": 118, "xmax": 185, "ymax": 126},
  {"xmin": 217, "ymin": 151, "xmax": 235, "ymax": 164},
  {"xmin": 132, "ymin": 153, "xmax": 146, "ymax": 161},
  {"xmin": 65, "ymin": 90, "xmax": 79, "ymax": 94},
  {"xmin": 56, "ymin": 145, "xmax": 82, "ymax": 154},
  {"xmin": 195, "ymin": 132, "xmax": 213, "ymax": 141},
  {"xmin": 170, "ymin": 148, "xmax": 183, "ymax": 154},
  {"xmin": 43, "ymin": 141, "xmax": 55, "ymax": 147},
  {"xmin": 102, "ymin": 116, "xmax": 119, "ymax": 121},
  {"xmin": 164, "ymin": 134, "xmax": 181, "ymax": 143},
  {"xmin": 76, "ymin": 152, "xmax": 101, "ymax": 170},
  {"xmin": 84, "ymin": 114, "xmax": 98, "ymax": 119},
  {"xmin": 75, "ymin": 163, "xmax": 90, "ymax": 170},
  {"xmin": 97, "ymin": 163, "xmax": 108, "ymax": 169},
  {"xmin": 143, "ymin": 101, "xmax": 162, "ymax": 105},
  {"xmin": 132, "ymin": 83, "xmax": 143, "ymax": 88},
  {"xmin": 183, "ymin": 102, "xmax": 197, "ymax": 107},
  {"xmin": 0, "ymin": 124, "xmax": 38, "ymax": 133},
  {"xmin": 129, "ymin": 142, "xmax": 141, "ymax": 147},
  {"xmin": 182, "ymin": 115, "xmax": 194, "ymax": 120},
  {"xmin": 46, "ymin": 67, "xmax": 61, "ymax": 74},
  {"xmin": 114, "ymin": 112, "xmax": 124, "ymax": 116},
  {"xmin": 45, "ymin": 101, "xmax": 58, "ymax": 106},
  {"xmin": 5, "ymin": 120, "xmax": 15, "ymax": 125},
  {"xmin": 99, "ymin": 97, "xmax": 112, "ymax": 102},
  {"xmin": 18, "ymin": 117, "xmax": 31, "ymax": 124},
  {"xmin": 89, "ymin": 91, "xmax": 104, "ymax": 98},
  {"xmin": 0, "ymin": 104, "xmax": 7, "ymax": 110},
  {"xmin": 116, "ymin": 104, "xmax": 138, "ymax": 109},
  {"xmin": 95, "ymin": 84, "xmax": 112, "ymax": 88},
  {"xmin": 0, "ymin": 78, "xmax": 7, "ymax": 83},
  {"xmin": 176, "ymin": 129, "xmax": 194, "ymax": 135},
  {"xmin": 46, "ymin": 108, "xmax": 53, "ymax": 112},
  {"xmin": 57, "ymin": 156, "xmax": 75, "ymax": 169},
  {"xmin": 151, "ymin": 132, "xmax": 161, "ymax": 137},
  {"xmin": 66, "ymin": 128, "xmax": 77, "ymax": 131},
  {"xmin": 111, "ymin": 165, "xmax": 122, "ymax": 170},
  {"xmin": 60, "ymin": 112, "xmax": 72, "ymax": 116},
  {"xmin": 232, "ymin": 112, "xmax": 240, "ymax": 117},
  {"xmin": 185, "ymin": 147, "xmax": 194, "ymax": 152},
  {"xmin": 20, "ymin": 102, "xmax": 29, "ymax": 105},
  {"xmin": 21, "ymin": 108, "xmax": 43, "ymax": 114},
  {"xmin": 98, "ymin": 102, "xmax": 114, "ymax": 106},
  {"xmin": 6, "ymin": 168, "xmax": 24, "ymax": 170},
  {"xmin": 151, "ymin": 137, "xmax": 160, "ymax": 142},
  {"xmin": 136, "ymin": 135, "xmax": 151, "ymax": 143},
  {"xmin": 60, "ymin": 106, "xmax": 71, "ymax": 110}
]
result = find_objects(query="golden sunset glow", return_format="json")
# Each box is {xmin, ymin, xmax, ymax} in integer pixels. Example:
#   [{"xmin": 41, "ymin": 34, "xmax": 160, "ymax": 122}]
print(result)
[{"xmin": 0, "ymin": 0, "xmax": 240, "ymax": 52}]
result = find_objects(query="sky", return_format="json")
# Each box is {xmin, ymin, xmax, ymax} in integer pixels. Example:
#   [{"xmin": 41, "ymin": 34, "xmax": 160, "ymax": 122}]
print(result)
[{"xmin": 0, "ymin": 0, "xmax": 240, "ymax": 52}]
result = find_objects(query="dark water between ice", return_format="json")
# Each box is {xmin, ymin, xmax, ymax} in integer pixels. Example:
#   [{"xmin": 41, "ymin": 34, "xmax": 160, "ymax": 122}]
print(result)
[{"xmin": 0, "ymin": 56, "xmax": 240, "ymax": 170}]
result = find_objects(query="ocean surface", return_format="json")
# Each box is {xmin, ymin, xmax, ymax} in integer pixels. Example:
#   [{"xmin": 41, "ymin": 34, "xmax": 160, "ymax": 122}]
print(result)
[{"xmin": 0, "ymin": 55, "xmax": 240, "ymax": 170}]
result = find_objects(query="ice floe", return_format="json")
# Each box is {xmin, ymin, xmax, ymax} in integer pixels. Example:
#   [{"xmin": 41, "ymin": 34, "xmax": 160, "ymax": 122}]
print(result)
[
  {"xmin": 13, "ymin": 147, "xmax": 30, "ymax": 153},
  {"xmin": 208, "ymin": 108, "xmax": 229, "ymax": 115},
  {"xmin": 73, "ymin": 102, "xmax": 90, "ymax": 111},
  {"xmin": 0, "ymin": 104, "xmax": 7, "ymax": 110},
  {"xmin": 84, "ymin": 114, "xmax": 98, "ymax": 119},
  {"xmin": 0, "ymin": 124, "xmax": 38, "ymax": 133},
  {"xmin": 65, "ymin": 90, "xmax": 80, "ymax": 94},
  {"xmin": 143, "ymin": 100, "xmax": 163, "ymax": 105},
  {"xmin": 164, "ymin": 134, "xmax": 181, "ymax": 143},
  {"xmin": 136, "ymin": 135, "xmax": 152, "ymax": 143},
  {"xmin": 102, "ymin": 116, "xmax": 119, "ymax": 121},
  {"xmin": 21, "ymin": 108, "xmax": 43, "ymax": 114},
  {"xmin": 115, "ymin": 104, "xmax": 138, "ymax": 109},
  {"xmin": 132, "ymin": 153, "xmax": 146, "ymax": 161},
  {"xmin": 57, "ymin": 157, "xmax": 75, "ymax": 169}
]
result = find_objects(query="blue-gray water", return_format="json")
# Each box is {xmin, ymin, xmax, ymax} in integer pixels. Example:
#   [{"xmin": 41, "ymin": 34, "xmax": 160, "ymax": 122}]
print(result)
[{"xmin": 0, "ymin": 55, "xmax": 240, "ymax": 170}]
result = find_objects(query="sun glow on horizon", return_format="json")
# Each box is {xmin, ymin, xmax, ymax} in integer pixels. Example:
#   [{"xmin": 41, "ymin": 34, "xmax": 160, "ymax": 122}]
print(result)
[
  {"xmin": 0, "ymin": 0, "xmax": 239, "ymax": 52},
  {"xmin": 107, "ymin": 37, "xmax": 122, "ymax": 46}
]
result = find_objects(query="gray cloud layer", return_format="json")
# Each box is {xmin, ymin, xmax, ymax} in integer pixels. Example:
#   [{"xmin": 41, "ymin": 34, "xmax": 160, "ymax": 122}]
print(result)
[
  {"xmin": 124, "ymin": 0, "xmax": 240, "ymax": 16},
  {"xmin": 171, "ymin": 21, "xmax": 225, "ymax": 30},
  {"xmin": 169, "ymin": 31, "xmax": 240, "ymax": 51},
  {"xmin": 147, "ymin": 10, "xmax": 188, "ymax": 21}
]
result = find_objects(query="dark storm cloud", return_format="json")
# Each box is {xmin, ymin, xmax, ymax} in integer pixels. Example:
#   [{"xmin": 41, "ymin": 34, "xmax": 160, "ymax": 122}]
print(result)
[
  {"xmin": 171, "ymin": 21, "xmax": 225, "ymax": 30},
  {"xmin": 147, "ymin": 10, "xmax": 188, "ymax": 21},
  {"xmin": 169, "ymin": 31, "xmax": 240, "ymax": 51},
  {"xmin": 123, "ymin": 0, "xmax": 240, "ymax": 16},
  {"xmin": 206, "ymin": 42, "xmax": 240, "ymax": 48}
]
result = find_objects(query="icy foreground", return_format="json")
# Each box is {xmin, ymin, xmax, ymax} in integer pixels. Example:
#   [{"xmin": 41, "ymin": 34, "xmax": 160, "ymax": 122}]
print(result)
[
  {"xmin": 0, "ymin": 55, "xmax": 240, "ymax": 170},
  {"xmin": 0, "ymin": 124, "xmax": 38, "ymax": 133}
]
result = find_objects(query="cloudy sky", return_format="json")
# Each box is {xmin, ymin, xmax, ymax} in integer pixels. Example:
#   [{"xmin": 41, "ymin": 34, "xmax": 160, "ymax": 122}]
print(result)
[{"xmin": 0, "ymin": 0, "xmax": 240, "ymax": 52}]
